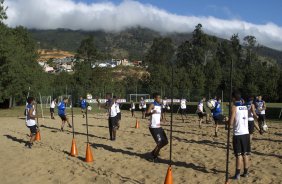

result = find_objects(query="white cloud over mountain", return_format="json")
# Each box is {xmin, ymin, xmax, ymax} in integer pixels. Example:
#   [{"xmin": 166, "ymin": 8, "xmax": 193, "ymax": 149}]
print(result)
[{"xmin": 4, "ymin": 0, "xmax": 282, "ymax": 50}]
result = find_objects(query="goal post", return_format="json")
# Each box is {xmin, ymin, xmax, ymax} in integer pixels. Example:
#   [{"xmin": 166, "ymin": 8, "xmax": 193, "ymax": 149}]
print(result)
[
  {"xmin": 128, "ymin": 94, "xmax": 150, "ymax": 102},
  {"xmin": 41, "ymin": 95, "xmax": 52, "ymax": 108}
]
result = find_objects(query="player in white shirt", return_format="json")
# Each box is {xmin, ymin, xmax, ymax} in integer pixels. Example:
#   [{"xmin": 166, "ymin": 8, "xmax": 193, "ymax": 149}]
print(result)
[
  {"xmin": 229, "ymin": 90, "xmax": 251, "ymax": 180},
  {"xmin": 180, "ymin": 98, "xmax": 187, "ymax": 123},
  {"xmin": 105, "ymin": 93, "xmax": 118, "ymax": 141},
  {"xmin": 50, "ymin": 98, "xmax": 56, "ymax": 119},
  {"xmin": 197, "ymin": 97, "xmax": 206, "ymax": 129},
  {"xmin": 161, "ymin": 96, "xmax": 170, "ymax": 122},
  {"xmin": 113, "ymin": 96, "xmax": 121, "ymax": 129},
  {"xmin": 130, "ymin": 101, "xmax": 136, "ymax": 117},
  {"xmin": 139, "ymin": 97, "xmax": 147, "ymax": 119},
  {"xmin": 255, "ymin": 95, "xmax": 267, "ymax": 132},
  {"xmin": 146, "ymin": 93, "xmax": 168, "ymax": 161},
  {"xmin": 25, "ymin": 97, "xmax": 39, "ymax": 149}
]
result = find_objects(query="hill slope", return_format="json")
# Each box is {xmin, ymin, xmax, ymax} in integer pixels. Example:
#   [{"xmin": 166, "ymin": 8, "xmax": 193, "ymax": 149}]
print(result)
[{"xmin": 29, "ymin": 28, "xmax": 282, "ymax": 65}]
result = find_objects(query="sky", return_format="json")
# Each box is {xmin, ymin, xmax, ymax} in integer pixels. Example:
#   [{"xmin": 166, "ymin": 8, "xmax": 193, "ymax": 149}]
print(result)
[{"xmin": 3, "ymin": 0, "xmax": 282, "ymax": 50}]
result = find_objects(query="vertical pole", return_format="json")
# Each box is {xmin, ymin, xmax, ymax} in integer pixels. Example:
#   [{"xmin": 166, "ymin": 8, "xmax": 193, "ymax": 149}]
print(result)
[
  {"xmin": 169, "ymin": 63, "xmax": 173, "ymax": 165},
  {"xmin": 71, "ymin": 94, "xmax": 75, "ymax": 139},
  {"xmin": 135, "ymin": 84, "xmax": 137, "ymax": 102},
  {"xmin": 86, "ymin": 108, "xmax": 89, "ymax": 143},
  {"xmin": 222, "ymin": 90, "xmax": 224, "ymax": 113},
  {"xmin": 39, "ymin": 92, "xmax": 44, "ymax": 121},
  {"xmin": 225, "ymin": 58, "xmax": 233, "ymax": 183}
]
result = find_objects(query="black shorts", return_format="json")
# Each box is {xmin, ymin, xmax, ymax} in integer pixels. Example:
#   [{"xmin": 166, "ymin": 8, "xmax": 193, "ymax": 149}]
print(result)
[
  {"xmin": 162, "ymin": 108, "xmax": 166, "ymax": 113},
  {"xmin": 213, "ymin": 114, "xmax": 225, "ymax": 124},
  {"xmin": 180, "ymin": 108, "xmax": 186, "ymax": 115},
  {"xmin": 27, "ymin": 125, "xmax": 37, "ymax": 135},
  {"xmin": 117, "ymin": 112, "xmax": 121, "ymax": 121},
  {"xmin": 50, "ymin": 108, "xmax": 54, "ymax": 113},
  {"xmin": 109, "ymin": 116, "xmax": 118, "ymax": 128},
  {"xmin": 233, "ymin": 134, "xmax": 251, "ymax": 156},
  {"xmin": 258, "ymin": 114, "xmax": 265, "ymax": 123},
  {"xmin": 248, "ymin": 121, "xmax": 255, "ymax": 134},
  {"xmin": 131, "ymin": 108, "xmax": 135, "ymax": 112},
  {"xmin": 197, "ymin": 112, "xmax": 206, "ymax": 118},
  {"xmin": 149, "ymin": 127, "xmax": 168, "ymax": 145},
  {"xmin": 59, "ymin": 115, "xmax": 67, "ymax": 121},
  {"xmin": 141, "ymin": 108, "xmax": 146, "ymax": 112}
]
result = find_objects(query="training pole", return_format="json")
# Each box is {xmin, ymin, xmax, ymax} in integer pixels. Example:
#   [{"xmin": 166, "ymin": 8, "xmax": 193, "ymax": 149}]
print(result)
[
  {"xmin": 39, "ymin": 92, "xmax": 44, "ymax": 121},
  {"xmin": 164, "ymin": 59, "xmax": 174, "ymax": 184},
  {"xmin": 225, "ymin": 58, "xmax": 233, "ymax": 184},
  {"xmin": 86, "ymin": 108, "xmax": 89, "ymax": 143},
  {"xmin": 170, "ymin": 64, "xmax": 174, "ymax": 165},
  {"xmin": 71, "ymin": 95, "xmax": 75, "ymax": 139}
]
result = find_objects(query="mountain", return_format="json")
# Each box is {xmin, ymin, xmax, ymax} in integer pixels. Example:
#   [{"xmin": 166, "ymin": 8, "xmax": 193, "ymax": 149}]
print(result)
[{"xmin": 29, "ymin": 28, "xmax": 282, "ymax": 65}]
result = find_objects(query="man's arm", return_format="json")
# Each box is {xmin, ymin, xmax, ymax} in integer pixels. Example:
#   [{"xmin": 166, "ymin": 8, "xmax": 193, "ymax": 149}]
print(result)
[
  {"xmin": 28, "ymin": 107, "xmax": 36, "ymax": 119},
  {"xmin": 251, "ymin": 104, "xmax": 261, "ymax": 131},
  {"xmin": 262, "ymin": 101, "xmax": 266, "ymax": 111},
  {"xmin": 228, "ymin": 106, "xmax": 236, "ymax": 126},
  {"xmin": 145, "ymin": 104, "xmax": 154, "ymax": 117}
]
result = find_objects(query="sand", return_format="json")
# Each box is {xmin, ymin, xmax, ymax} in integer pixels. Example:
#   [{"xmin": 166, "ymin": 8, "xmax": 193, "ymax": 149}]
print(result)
[{"xmin": 0, "ymin": 111, "xmax": 281, "ymax": 184}]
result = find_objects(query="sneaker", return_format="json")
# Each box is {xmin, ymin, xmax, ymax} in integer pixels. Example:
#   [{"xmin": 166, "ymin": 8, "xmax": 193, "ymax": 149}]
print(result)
[
  {"xmin": 242, "ymin": 173, "xmax": 249, "ymax": 178},
  {"xmin": 233, "ymin": 174, "xmax": 240, "ymax": 180},
  {"xmin": 61, "ymin": 127, "xmax": 64, "ymax": 132},
  {"xmin": 215, "ymin": 132, "xmax": 218, "ymax": 137},
  {"xmin": 68, "ymin": 124, "xmax": 72, "ymax": 128}
]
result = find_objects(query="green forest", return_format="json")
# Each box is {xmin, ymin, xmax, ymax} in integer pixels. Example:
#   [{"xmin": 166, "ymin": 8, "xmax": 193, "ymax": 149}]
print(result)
[{"xmin": 1, "ymin": 1, "xmax": 282, "ymax": 107}]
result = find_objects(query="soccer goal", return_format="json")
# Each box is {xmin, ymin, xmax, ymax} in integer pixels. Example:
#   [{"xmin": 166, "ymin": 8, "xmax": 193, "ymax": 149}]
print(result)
[
  {"xmin": 128, "ymin": 94, "xmax": 150, "ymax": 102},
  {"xmin": 41, "ymin": 95, "xmax": 52, "ymax": 108}
]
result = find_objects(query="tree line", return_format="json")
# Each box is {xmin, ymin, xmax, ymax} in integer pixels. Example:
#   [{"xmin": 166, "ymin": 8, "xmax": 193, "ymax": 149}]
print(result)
[{"xmin": 0, "ymin": 1, "xmax": 281, "ymax": 107}]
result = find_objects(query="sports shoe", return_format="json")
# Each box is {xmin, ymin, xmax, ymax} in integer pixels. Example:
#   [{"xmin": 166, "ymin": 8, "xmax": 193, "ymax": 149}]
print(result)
[
  {"xmin": 233, "ymin": 174, "xmax": 240, "ymax": 180},
  {"xmin": 242, "ymin": 173, "xmax": 249, "ymax": 178}
]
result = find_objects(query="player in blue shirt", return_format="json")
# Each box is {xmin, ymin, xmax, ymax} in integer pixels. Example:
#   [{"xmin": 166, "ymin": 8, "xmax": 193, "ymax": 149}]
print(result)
[
  {"xmin": 80, "ymin": 96, "xmax": 87, "ymax": 118},
  {"xmin": 58, "ymin": 97, "xmax": 72, "ymax": 132},
  {"xmin": 211, "ymin": 97, "xmax": 227, "ymax": 137}
]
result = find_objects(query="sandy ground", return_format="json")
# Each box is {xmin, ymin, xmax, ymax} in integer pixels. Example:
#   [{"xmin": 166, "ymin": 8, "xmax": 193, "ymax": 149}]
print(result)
[{"xmin": 0, "ymin": 111, "xmax": 281, "ymax": 184}]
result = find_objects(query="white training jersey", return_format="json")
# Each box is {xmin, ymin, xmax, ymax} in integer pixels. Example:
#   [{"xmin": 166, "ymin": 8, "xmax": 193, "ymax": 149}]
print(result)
[
  {"xmin": 233, "ymin": 105, "xmax": 249, "ymax": 136},
  {"xmin": 197, "ymin": 100, "xmax": 204, "ymax": 113},
  {"xmin": 131, "ymin": 103, "xmax": 135, "ymax": 109},
  {"xmin": 50, "ymin": 101, "xmax": 56, "ymax": 108},
  {"xmin": 140, "ymin": 100, "xmax": 146, "ymax": 108},
  {"xmin": 110, "ymin": 102, "xmax": 117, "ymax": 117},
  {"xmin": 162, "ymin": 99, "xmax": 167, "ymax": 108},
  {"xmin": 180, "ymin": 99, "xmax": 186, "ymax": 109},
  {"xmin": 149, "ymin": 101, "xmax": 162, "ymax": 128},
  {"xmin": 255, "ymin": 100, "xmax": 265, "ymax": 115},
  {"xmin": 116, "ymin": 103, "xmax": 121, "ymax": 113},
  {"xmin": 246, "ymin": 102, "xmax": 254, "ymax": 121},
  {"xmin": 26, "ymin": 104, "xmax": 36, "ymax": 127}
]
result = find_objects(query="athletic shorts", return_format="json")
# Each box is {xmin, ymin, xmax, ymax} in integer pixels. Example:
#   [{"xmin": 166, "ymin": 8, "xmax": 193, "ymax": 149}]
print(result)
[
  {"xmin": 197, "ymin": 112, "xmax": 206, "ymax": 118},
  {"xmin": 162, "ymin": 108, "xmax": 166, "ymax": 113},
  {"xmin": 180, "ymin": 109, "xmax": 186, "ymax": 115},
  {"xmin": 50, "ymin": 108, "xmax": 54, "ymax": 113},
  {"xmin": 27, "ymin": 125, "xmax": 37, "ymax": 135},
  {"xmin": 149, "ymin": 127, "xmax": 168, "ymax": 145},
  {"xmin": 258, "ymin": 114, "xmax": 265, "ymax": 123},
  {"xmin": 59, "ymin": 115, "xmax": 67, "ymax": 121},
  {"xmin": 233, "ymin": 134, "xmax": 251, "ymax": 156},
  {"xmin": 81, "ymin": 108, "xmax": 86, "ymax": 112},
  {"xmin": 141, "ymin": 108, "xmax": 146, "ymax": 112},
  {"xmin": 131, "ymin": 108, "xmax": 135, "ymax": 112},
  {"xmin": 248, "ymin": 121, "xmax": 255, "ymax": 134},
  {"xmin": 109, "ymin": 116, "xmax": 118, "ymax": 128},
  {"xmin": 213, "ymin": 114, "xmax": 225, "ymax": 124},
  {"xmin": 117, "ymin": 112, "xmax": 121, "ymax": 121}
]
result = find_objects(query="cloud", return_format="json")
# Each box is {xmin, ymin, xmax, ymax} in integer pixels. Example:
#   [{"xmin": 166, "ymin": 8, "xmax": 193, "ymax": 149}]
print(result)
[{"xmin": 4, "ymin": 0, "xmax": 282, "ymax": 50}]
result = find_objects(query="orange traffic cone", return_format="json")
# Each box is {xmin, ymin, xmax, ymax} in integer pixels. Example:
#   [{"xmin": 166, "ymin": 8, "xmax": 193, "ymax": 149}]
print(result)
[
  {"xmin": 35, "ymin": 131, "xmax": 41, "ymax": 141},
  {"xmin": 70, "ymin": 138, "xmax": 78, "ymax": 157},
  {"xmin": 85, "ymin": 143, "xmax": 94, "ymax": 162},
  {"xmin": 135, "ymin": 119, "xmax": 140, "ymax": 128},
  {"xmin": 164, "ymin": 166, "xmax": 173, "ymax": 184}
]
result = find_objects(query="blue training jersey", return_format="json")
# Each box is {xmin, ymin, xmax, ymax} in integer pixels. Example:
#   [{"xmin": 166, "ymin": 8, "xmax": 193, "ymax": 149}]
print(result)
[
  {"xmin": 57, "ymin": 101, "xmax": 66, "ymax": 116},
  {"xmin": 81, "ymin": 99, "xmax": 87, "ymax": 109},
  {"xmin": 212, "ymin": 101, "xmax": 221, "ymax": 117}
]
